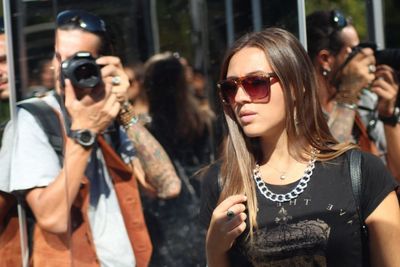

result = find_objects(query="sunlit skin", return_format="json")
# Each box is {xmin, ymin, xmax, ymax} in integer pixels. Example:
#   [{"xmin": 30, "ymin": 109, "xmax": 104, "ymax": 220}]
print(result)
[{"xmin": 227, "ymin": 47, "xmax": 286, "ymax": 141}]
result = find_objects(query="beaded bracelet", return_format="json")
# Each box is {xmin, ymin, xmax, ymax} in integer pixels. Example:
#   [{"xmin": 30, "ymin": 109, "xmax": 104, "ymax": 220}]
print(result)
[{"xmin": 117, "ymin": 101, "xmax": 138, "ymax": 129}]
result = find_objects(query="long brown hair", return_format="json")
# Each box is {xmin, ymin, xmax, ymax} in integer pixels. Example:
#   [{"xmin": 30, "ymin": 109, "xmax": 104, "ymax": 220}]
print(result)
[
  {"xmin": 218, "ymin": 27, "xmax": 355, "ymax": 238},
  {"xmin": 144, "ymin": 52, "xmax": 214, "ymax": 143}
]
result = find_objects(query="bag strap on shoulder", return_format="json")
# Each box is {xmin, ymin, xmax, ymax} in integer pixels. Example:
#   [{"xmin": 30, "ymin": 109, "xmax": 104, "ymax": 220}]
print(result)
[
  {"xmin": 349, "ymin": 149, "xmax": 368, "ymax": 239},
  {"xmin": 349, "ymin": 149, "xmax": 362, "ymax": 212},
  {"xmin": 18, "ymin": 99, "xmax": 64, "ymax": 165}
]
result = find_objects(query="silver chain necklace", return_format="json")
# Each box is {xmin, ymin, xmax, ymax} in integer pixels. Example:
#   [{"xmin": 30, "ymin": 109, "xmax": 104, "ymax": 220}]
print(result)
[{"xmin": 253, "ymin": 153, "xmax": 316, "ymax": 203}]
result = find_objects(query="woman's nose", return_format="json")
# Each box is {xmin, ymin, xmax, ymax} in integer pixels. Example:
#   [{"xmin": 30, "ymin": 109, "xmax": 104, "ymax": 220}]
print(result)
[{"xmin": 234, "ymin": 85, "xmax": 251, "ymax": 103}]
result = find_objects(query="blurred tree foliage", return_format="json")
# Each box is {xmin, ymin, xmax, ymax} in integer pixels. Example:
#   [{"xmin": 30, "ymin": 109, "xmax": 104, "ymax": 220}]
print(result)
[{"xmin": 305, "ymin": 0, "xmax": 367, "ymax": 39}]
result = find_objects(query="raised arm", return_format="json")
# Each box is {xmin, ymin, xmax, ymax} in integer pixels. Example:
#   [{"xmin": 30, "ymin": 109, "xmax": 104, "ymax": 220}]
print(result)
[
  {"xmin": 371, "ymin": 65, "xmax": 400, "ymax": 180},
  {"xmin": 328, "ymin": 47, "xmax": 376, "ymax": 142}
]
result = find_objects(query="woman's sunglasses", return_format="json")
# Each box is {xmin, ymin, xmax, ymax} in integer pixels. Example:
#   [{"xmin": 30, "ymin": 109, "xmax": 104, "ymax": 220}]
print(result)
[
  {"xmin": 217, "ymin": 72, "xmax": 278, "ymax": 104},
  {"xmin": 56, "ymin": 10, "xmax": 106, "ymax": 33}
]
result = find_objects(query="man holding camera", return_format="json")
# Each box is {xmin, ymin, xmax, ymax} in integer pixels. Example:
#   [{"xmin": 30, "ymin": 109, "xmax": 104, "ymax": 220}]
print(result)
[
  {"xmin": 1, "ymin": 9, "xmax": 181, "ymax": 267},
  {"xmin": 306, "ymin": 9, "xmax": 400, "ymax": 180}
]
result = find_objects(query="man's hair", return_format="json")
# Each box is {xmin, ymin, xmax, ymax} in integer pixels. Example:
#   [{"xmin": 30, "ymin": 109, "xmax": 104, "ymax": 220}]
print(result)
[
  {"xmin": 306, "ymin": 10, "xmax": 350, "ymax": 60},
  {"xmin": 55, "ymin": 10, "xmax": 113, "ymax": 55}
]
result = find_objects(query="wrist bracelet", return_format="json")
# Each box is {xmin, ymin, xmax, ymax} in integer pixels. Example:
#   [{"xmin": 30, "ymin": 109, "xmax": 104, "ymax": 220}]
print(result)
[
  {"xmin": 117, "ymin": 101, "xmax": 138, "ymax": 128},
  {"xmin": 336, "ymin": 102, "xmax": 358, "ymax": 110},
  {"xmin": 379, "ymin": 107, "xmax": 400, "ymax": 127},
  {"xmin": 123, "ymin": 116, "xmax": 139, "ymax": 130}
]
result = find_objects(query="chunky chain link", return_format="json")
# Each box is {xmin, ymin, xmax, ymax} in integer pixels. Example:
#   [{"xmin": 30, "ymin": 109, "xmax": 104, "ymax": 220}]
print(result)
[{"xmin": 253, "ymin": 152, "xmax": 316, "ymax": 203}]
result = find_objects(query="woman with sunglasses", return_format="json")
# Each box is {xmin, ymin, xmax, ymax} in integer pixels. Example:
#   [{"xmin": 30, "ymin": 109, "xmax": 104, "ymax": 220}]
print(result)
[
  {"xmin": 307, "ymin": 10, "xmax": 400, "ymax": 181},
  {"xmin": 199, "ymin": 27, "xmax": 400, "ymax": 267}
]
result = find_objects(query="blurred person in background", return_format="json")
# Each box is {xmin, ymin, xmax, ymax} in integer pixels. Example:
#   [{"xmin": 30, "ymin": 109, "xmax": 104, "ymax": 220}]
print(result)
[
  {"xmin": 123, "ymin": 62, "xmax": 150, "ymax": 124},
  {"xmin": 307, "ymin": 9, "xmax": 400, "ymax": 180},
  {"xmin": 141, "ymin": 51, "xmax": 215, "ymax": 267},
  {"xmin": 0, "ymin": 18, "xmax": 9, "ymax": 140},
  {"xmin": 27, "ymin": 58, "xmax": 56, "ymax": 98}
]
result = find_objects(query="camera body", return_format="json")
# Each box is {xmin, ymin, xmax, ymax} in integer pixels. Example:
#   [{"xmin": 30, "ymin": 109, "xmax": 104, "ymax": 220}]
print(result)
[
  {"xmin": 352, "ymin": 42, "xmax": 400, "ymax": 71},
  {"xmin": 61, "ymin": 51, "xmax": 101, "ymax": 89}
]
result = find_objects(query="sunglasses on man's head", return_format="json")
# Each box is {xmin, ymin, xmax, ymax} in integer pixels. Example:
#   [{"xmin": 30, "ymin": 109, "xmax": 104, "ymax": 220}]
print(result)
[
  {"xmin": 217, "ymin": 72, "xmax": 278, "ymax": 104},
  {"xmin": 56, "ymin": 10, "xmax": 106, "ymax": 33},
  {"xmin": 330, "ymin": 10, "xmax": 347, "ymax": 31}
]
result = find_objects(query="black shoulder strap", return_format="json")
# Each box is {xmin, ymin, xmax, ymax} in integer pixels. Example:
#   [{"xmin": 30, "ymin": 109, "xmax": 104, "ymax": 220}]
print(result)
[
  {"xmin": 349, "ymin": 149, "xmax": 369, "ymax": 241},
  {"xmin": 17, "ymin": 99, "xmax": 64, "ymax": 165},
  {"xmin": 349, "ymin": 149, "xmax": 362, "ymax": 213}
]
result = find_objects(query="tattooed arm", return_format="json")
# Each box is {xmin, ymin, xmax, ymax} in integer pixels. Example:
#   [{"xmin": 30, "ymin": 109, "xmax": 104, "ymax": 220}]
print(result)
[
  {"xmin": 125, "ymin": 122, "xmax": 181, "ymax": 199},
  {"xmin": 327, "ymin": 47, "xmax": 375, "ymax": 143},
  {"xmin": 327, "ymin": 102, "xmax": 357, "ymax": 143}
]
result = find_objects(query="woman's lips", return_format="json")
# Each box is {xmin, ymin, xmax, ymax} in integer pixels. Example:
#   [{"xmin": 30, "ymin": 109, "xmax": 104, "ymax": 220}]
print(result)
[{"xmin": 239, "ymin": 111, "xmax": 257, "ymax": 124}]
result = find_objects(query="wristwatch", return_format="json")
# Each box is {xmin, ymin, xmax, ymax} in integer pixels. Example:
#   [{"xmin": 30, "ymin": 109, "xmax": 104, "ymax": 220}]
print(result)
[
  {"xmin": 379, "ymin": 107, "xmax": 400, "ymax": 127},
  {"xmin": 69, "ymin": 129, "xmax": 96, "ymax": 148}
]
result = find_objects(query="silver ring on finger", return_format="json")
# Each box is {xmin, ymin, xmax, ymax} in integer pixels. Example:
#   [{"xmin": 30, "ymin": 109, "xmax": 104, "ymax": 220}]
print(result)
[
  {"xmin": 111, "ymin": 76, "xmax": 121, "ymax": 86},
  {"xmin": 226, "ymin": 209, "xmax": 235, "ymax": 220},
  {"xmin": 368, "ymin": 64, "xmax": 376, "ymax": 74}
]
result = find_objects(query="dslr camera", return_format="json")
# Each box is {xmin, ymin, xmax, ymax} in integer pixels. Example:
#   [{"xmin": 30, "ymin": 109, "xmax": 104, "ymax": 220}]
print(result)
[
  {"xmin": 61, "ymin": 51, "xmax": 101, "ymax": 89},
  {"xmin": 351, "ymin": 42, "xmax": 400, "ymax": 71}
]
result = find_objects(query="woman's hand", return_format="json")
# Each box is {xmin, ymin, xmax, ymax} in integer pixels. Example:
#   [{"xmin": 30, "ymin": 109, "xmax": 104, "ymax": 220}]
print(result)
[{"xmin": 206, "ymin": 194, "xmax": 247, "ymax": 260}]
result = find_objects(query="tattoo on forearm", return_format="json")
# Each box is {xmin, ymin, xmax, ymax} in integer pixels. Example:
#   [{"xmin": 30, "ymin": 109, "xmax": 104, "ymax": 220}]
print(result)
[
  {"xmin": 328, "ymin": 107, "xmax": 356, "ymax": 143},
  {"xmin": 126, "ymin": 123, "xmax": 181, "ymax": 195}
]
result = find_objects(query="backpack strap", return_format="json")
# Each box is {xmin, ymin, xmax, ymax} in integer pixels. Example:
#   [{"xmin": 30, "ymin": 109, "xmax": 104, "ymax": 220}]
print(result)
[{"xmin": 17, "ymin": 99, "xmax": 64, "ymax": 165}]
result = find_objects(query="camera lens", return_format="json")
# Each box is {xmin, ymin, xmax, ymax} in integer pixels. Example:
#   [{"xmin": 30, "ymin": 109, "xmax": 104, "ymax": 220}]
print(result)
[
  {"xmin": 74, "ymin": 63, "xmax": 100, "ymax": 88},
  {"xmin": 61, "ymin": 51, "xmax": 101, "ymax": 89}
]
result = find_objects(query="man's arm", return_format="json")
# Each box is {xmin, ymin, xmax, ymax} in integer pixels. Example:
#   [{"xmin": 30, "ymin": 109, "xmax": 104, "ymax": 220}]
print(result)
[
  {"xmin": 26, "ymin": 138, "xmax": 92, "ymax": 233},
  {"xmin": 328, "ymin": 47, "xmax": 376, "ymax": 142},
  {"xmin": 372, "ymin": 65, "xmax": 400, "ymax": 180},
  {"xmin": 124, "ymin": 122, "xmax": 181, "ymax": 199},
  {"xmin": 327, "ymin": 103, "xmax": 357, "ymax": 142}
]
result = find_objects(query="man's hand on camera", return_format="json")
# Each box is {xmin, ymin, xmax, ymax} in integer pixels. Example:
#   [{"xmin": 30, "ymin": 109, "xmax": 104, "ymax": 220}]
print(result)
[
  {"xmin": 64, "ymin": 77, "xmax": 121, "ymax": 134},
  {"xmin": 336, "ymin": 47, "xmax": 376, "ymax": 104},
  {"xmin": 371, "ymin": 64, "xmax": 399, "ymax": 117},
  {"xmin": 97, "ymin": 56, "xmax": 129, "ymax": 105},
  {"xmin": 64, "ymin": 56, "xmax": 130, "ymax": 134}
]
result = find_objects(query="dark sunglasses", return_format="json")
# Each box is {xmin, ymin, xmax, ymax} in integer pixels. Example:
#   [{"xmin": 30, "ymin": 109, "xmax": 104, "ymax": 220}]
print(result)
[
  {"xmin": 217, "ymin": 72, "xmax": 278, "ymax": 104},
  {"xmin": 56, "ymin": 10, "xmax": 106, "ymax": 33}
]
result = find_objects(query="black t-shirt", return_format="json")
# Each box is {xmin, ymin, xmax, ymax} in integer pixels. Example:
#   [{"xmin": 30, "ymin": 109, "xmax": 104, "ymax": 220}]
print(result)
[{"xmin": 199, "ymin": 150, "xmax": 398, "ymax": 267}]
